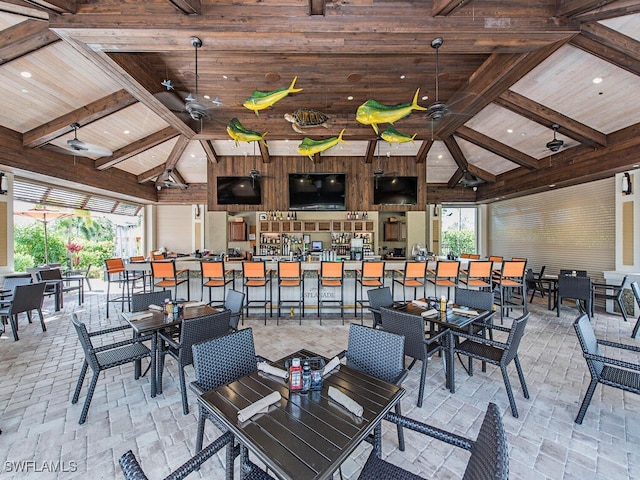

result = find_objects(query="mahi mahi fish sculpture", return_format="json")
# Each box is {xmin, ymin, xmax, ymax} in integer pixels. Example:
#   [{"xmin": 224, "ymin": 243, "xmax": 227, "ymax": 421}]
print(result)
[
  {"xmin": 297, "ymin": 129, "xmax": 347, "ymax": 161},
  {"xmin": 356, "ymin": 88, "xmax": 427, "ymax": 135},
  {"xmin": 380, "ymin": 125, "xmax": 417, "ymax": 144},
  {"xmin": 243, "ymin": 76, "xmax": 302, "ymax": 116},
  {"xmin": 226, "ymin": 118, "xmax": 268, "ymax": 146}
]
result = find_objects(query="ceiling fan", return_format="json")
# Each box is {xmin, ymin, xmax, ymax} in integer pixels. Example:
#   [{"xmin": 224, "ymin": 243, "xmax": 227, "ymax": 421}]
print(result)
[
  {"xmin": 50, "ymin": 123, "xmax": 112, "ymax": 158},
  {"xmin": 546, "ymin": 124, "xmax": 564, "ymax": 152},
  {"xmin": 459, "ymin": 169, "xmax": 484, "ymax": 190},
  {"xmin": 156, "ymin": 168, "xmax": 187, "ymax": 190}
]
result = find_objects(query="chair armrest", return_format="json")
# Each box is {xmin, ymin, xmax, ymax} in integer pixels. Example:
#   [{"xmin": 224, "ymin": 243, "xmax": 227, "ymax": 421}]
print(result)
[
  {"xmin": 592, "ymin": 281, "xmax": 623, "ymax": 289},
  {"xmin": 255, "ymin": 355, "xmax": 272, "ymax": 364},
  {"xmin": 163, "ymin": 431, "xmax": 234, "ymax": 480},
  {"xmin": 583, "ymin": 352, "xmax": 640, "ymax": 371},
  {"xmin": 189, "ymin": 381, "xmax": 206, "ymax": 396},
  {"xmin": 336, "ymin": 349, "xmax": 347, "ymax": 360},
  {"xmin": 384, "ymin": 411, "xmax": 473, "ymax": 451},
  {"xmin": 392, "ymin": 369, "xmax": 409, "ymax": 385},
  {"xmin": 452, "ymin": 330, "xmax": 509, "ymax": 350},
  {"xmin": 88, "ymin": 324, "xmax": 132, "ymax": 337},
  {"xmin": 425, "ymin": 329, "xmax": 448, "ymax": 345},
  {"xmin": 158, "ymin": 331, "xmax": 180, "ymax": 349},
  {"xmin": 92, "ymin": 334, "xmax": 154, "ymax": 353},
  {"xmin": 597, "ymin": 339, "xmax": 640, "ymax": 353}
]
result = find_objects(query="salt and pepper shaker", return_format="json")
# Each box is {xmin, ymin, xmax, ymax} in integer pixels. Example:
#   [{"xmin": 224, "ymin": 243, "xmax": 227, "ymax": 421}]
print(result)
[{"xmin": 301, "ymin": 360, "xmax": 311, "ymax": 393}]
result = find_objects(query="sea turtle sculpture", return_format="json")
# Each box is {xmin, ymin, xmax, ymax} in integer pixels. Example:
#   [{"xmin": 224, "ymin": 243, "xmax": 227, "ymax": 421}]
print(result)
[{"xmin": 284, "ymin": 108, "xmax": 330, "ymax": 134}]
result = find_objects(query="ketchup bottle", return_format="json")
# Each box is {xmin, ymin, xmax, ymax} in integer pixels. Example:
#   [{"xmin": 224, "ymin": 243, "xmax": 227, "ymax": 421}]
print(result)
[{"xmin": 290, "ymin": 358, "xmax": 302, "ymax": 391}]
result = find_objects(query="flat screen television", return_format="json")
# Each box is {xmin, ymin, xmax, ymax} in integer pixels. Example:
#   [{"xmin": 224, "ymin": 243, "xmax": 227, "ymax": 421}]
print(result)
[
  {"xmin": 373, "ymin": 176, "xmax": 418, "ymax": 205},
  {"xmin": 288, "ymin": 173, "xmax": 346, "ymax": 211},
  {"xmin": 217, "ymin": 176, "xmax": 262, "ymax": 205},
  {"xmin": 311, "ymin": 240, "xmax": 323, "ymax": 251}
]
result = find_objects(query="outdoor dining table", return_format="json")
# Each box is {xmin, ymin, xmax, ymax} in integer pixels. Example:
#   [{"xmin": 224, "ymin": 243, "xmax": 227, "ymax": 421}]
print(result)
[
  {"xmin": 121, "ymin": 303, "xmax": 219, "ymax": 397},
  {"xmin": 540, "ymin": 274, "xmax": 559, "ymax": 310},
  {"xmin": 198, "ymin": 348, "xmax": 405, "ymax": 480},
  {"xmin": 395, "ymin": 299, "xmax": 492, "ymax": 393}
]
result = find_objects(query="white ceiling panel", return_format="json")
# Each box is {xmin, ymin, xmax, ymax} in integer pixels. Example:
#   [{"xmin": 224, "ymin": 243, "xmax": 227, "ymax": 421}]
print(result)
[
  {"xmin": 426, "ymin": 141, "xmax": 458, "ymax": 183},
  {"xmin": 0, "ymin": 11, "xmax": 25, "ymax": 29},
  {"xmin": 176, "ymin": 141, "xmax": 208, "ymax": 183},
  {"xmin": 117, "ymin": 137, "xmax": 180, "ymax": 175},
  {"xmin": 455, "ymin": 137, "xmax": 520, "ymax": 176},
  {"xmin": 600, "ymin": 13, "xmax": 640, "ymax": 42}
]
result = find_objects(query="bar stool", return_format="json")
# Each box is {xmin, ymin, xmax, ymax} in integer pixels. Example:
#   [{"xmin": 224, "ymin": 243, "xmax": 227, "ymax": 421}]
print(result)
[
  {"xmin": 242, "ymin": 261, "xmax": 272, "ymax": 323},
  {"xmin": 392, "ymin": 261, "xmax": 426, "ymax": 303},
  {"xmin": 129, "ymin": 256, "xmax": 150, "ymax": 292},
  {"xmin": 459, "ymin": 260, "xmax": 493, "ymax": 291},
  {"xmin": 493, "ymin": 260, "xmax": 527, "ymax": 323},
  {"xmin": 104, "ymin": 258, "xmax": 143, "ymax": 318},
  {"xmin": 150, "ymin": 260, "xmax": 190, "ymax": 300},
  {"xmin": 427, "ymin": 260, "xmax": 460, "ymax": 300},
  {"xmin": 277, "ymin": 261, "xmax": 304, "ymax": 324},
  {"xmin": 200, "ymin": 260, "xmax": 234, "ymax": 306},
  {"xmin": 355, "ymin": 261, "xmax": 385, "ymax": 322},
  {"xmin": 318, "ymin": 261, "xmax": 344, "ymax": 324}
]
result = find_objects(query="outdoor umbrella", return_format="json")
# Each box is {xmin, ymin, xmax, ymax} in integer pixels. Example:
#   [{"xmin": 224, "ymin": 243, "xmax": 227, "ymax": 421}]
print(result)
[{"xmin": 18, "ymin": 208, "xmax": 73, "ymax": 265}]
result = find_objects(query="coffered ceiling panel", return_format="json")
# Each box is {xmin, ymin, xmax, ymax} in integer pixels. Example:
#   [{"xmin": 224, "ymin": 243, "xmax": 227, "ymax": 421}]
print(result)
[
  {"xmin": 599, "ymin": 13, "xmax": 640, "ymax": 41},
  {"xmin": 426, "ymin": 141, "xmax": 458, "ymax": 184},
  {"xmin": 456, "ymin": 137, "xmax": 520, "ymax": 176},
  {"xmin": 0, "ymin": 11, "xmax": 24, "ymax": 29},
  {"xmin": 117, "ymin": 136, "xmax": 180, "ymax": 176}
]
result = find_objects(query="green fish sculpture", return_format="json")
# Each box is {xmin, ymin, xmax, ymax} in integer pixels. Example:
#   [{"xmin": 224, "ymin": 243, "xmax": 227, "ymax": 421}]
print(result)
[
  {"xmin": 380, "ymin": 125, "xmax": 417, "ymax": 144},
  {"xmin": 356, "ymin": 88, "xmax": 427, "ymax": 134},
  {"xmin": 226, "ymin": 118, "xmax": 267, "ymax": 146},
  {"xmin": 243, "ymin": 76, "xmax": 303, "ymax": 116},
  {"xmin": 297, "ymin": 129, "xmax": 347, "ymax": 160}
]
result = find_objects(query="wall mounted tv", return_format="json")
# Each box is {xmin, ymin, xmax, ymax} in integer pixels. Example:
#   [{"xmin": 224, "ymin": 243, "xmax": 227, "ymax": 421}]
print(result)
[
  {"xmin": 217, "ymin": 176, "xmax": 262, "ymax": 205},
  {"xmin": 288, "ymin": 173, "xmax": 346, "ymax": 210},
  {"xmin": 373, "ymin": 176, "xmax": 418, "ymax": 205}
]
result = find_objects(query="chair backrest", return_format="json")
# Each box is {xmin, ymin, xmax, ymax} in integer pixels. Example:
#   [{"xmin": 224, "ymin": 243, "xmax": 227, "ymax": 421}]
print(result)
[
  {"xmin": 192, "ymin": 328, "xmax": 258, "ymax": 392},
  {"xmin": 346, "ymin": 323, "xmax": 405, "ymax": 384},
  {"xmin": 460, "ymin": 253, "xmax": 470, "ymax": 259},
  {"xmin": 462, "ymin": 402, "xmax": 509, "ymax": 480},
  {"xmin": 501, "ymin": 313, "xmax": 530, "ymax": 365},
  {"xmin": 225, "ymin": 289, "xmax": 245, "ymax": 331},
  {"xmin": 10, "ymin": 282, "xmax": 47, "ymax": 314},
  {"xmin": 560, "ymin": 269, "xmax": 588, "ymax": 277},
  {"xmin": 320, "ymin": 261, "xmax": 343, "ymax": 279},
  {"xmin": 3, "ymin": 275, "xmax": 32, "ymax": 293},
  {"xmin": 404, "ymin": 261, "xmax": 426, "ymax": 279},
  {"xmin": 558, "ymin": 275, "xmax": 592, "ymax": 301},
  {"xmin": 367, "ymin": 286, "xmax": 393, "ymax": 310},
  {"xmin": 151, "ymin": 260, "xmax": 176, "ymax": 279},
  {"xmin": 469, "ymin": 254, "xmax": 481, "ymax": 260},
  {"xmin": 201, "ymin": 260, "xmax": 225, "ymax": 278},
  {"xmin": 467, "ymin": 260, "xmax": 493, "ymax": 278},
  {"xmin": 71, "ymin": 313, "xmax": 99, "ymax": 371},
  {"xmin": 153, "ymin": 253, "xmax": 165, "ymax": 260},
  {"xmin": 243, "ymin": 261, "xmax": 266, "ymax": 279},
  {"xmin": 631, "ymin": 281, "xmax": 640, "ymax": 306},
  {"xmin": 178, "ymin": 310, "xmax": 232, "ymax": 367},
  {"xmin": 105, "ymin": 258, "xmax": 125, "ymax": 274},
  {"xmin": 130, "ymin": 256, "xmax": 145, "ymax": 263},
  {"xmin": 362, "ymin": 261, "xmax": 384, "ymax": 278},
  {"xmin": 573, "ymin": 313, "xmax": 604, "ymax": 376},
  {"xmin": 131, "ymin": 291, "xmax": 172, "ymax": 312},
  {"xmin": 37, "ymin": 268, "xmax": 63, "ymax": 281},
  {"xmin": 436, "ymin": 260, "xmax": 460, "ymax": 278},
  {"xmin": 511, "ymin": 257, "xmax": 527, "ymax": 262},
  {"xmin": 278, "ymin": 261, "xmax": 301, "ymax": 279},
  {"xmin": 488, "ymin": 256, "xmax": 503, "ymax": 263},
  {"xmin": 500, "ymin": 260, "xmax": 526, "ymax": 278},
  {"xmin": 380, "ymin": 307, "xmax": 429, "ymax": 361},
  {"xmin": 455, "ymin": 287, "xmax": 494, "ymax": 312}
]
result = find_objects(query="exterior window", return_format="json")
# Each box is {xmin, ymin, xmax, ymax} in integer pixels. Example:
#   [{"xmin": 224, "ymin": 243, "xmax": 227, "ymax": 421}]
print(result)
[{"xmin": 441, "ymin": 207, "xmax": 477, "ymax": 257}]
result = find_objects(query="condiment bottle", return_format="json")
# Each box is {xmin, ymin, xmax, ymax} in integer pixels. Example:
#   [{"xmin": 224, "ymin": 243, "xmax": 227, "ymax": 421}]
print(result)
[
  {"xmin": 301, "ymin": 360, "xmax": 311, "ymax": 393},
  {"xmin": 290, "ymin": 358, "xmax": 302, "ymax": 391},
  {"xmin": 440, "ymin": 296, "xmax": 447, "ymax": 312}
]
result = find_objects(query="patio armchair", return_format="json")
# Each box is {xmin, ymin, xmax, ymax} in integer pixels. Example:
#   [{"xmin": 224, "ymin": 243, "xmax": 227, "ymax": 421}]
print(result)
[
  {"xmin": 0, "ymin": 282, "xmax": 47, "ymax": 341},
  {"xmin": 65, "ymin": 264, "xmax": 93, "ymax": 291},
  {"xmin": 557, "ymin": 274, "xmax": 592, "ymax": 318},
  {"xmin": 631, "ymin": 282, "xmax": 640, "ymax": 339},
  {"xmin": 525, "ymin": 266, "xmax": 546, "ymax": 303},
  {"xmin": 573, "ymin": 312, "xmax": 640, "ymax": 424},
  {"xmin": 224, "ymin": 289, "xmax": 245, "ymax": 331},
  {"xmin": 358, "ymin": 402, "xmax": 508, "ymax": 480},
  {"xmin": 592, "ymin": 275, "xmax": 628, "ymax": 322},
  {"xmin": 366, "ymin": 286, "xmax": 393, "ymax": 329}
]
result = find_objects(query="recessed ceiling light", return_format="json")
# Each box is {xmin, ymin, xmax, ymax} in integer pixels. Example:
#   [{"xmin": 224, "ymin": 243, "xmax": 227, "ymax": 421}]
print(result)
[
  {"xmin": 507, "ymin": 129, "xmax": 513, "ymax": 133},
  {"xmin": 191, "ymin": 154, "xmax": 195, "ymax": 158},
  {"xmin": 347, "ymin": 95, "xmax": 354, "ymax": 101},
  {"xmin": 21, "ymin": 88, "xmax": 28, "ymax": 93},
  {"xmin": 421, "ymin": 95, "xmax": 429, "ymax": 101},
  {"xmin": 123, "ymin": 130, "xmax": 130, "ymax": 134},
  {"xmin": 520, "ymin": 132, "xmax": 526, "ymax": 136},
  {"xmin": 203, "ymin": 95, "xmax": 210, "ymax": 99},
  {"xmin": 592, "ymin": 77, "xmax": 603, "ymax": 84},
  {"xmin": 20, "ymin": 71, "xmax": 32, "ymax": 78},
  {"xmin": 438, "ymin": 154, "xmax": 443, "ymax": 159},
  {"xmin": 634, "ymin": 164, "xmax": 639, "ymax": 168},
  {"xmin": 549, "ymin": 184, "xmax": 556, "ymax": 188},
  {"xmin": 222, "ymin": 75, "xmax": 228, "ymax": 79},
  {"xmin": 400, "ymin": 75, "xmax": 405, "ymax": 79},
  {"xmin": 284, "ymin": 139, "xmax": 289, "ymax": 143}
]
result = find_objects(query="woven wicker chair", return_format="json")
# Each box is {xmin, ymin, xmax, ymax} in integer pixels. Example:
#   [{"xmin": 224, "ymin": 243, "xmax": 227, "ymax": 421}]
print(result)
[
  {"xmin": 379, "ymin": 306, "xmax": 447, "ymax": 408},
  {"xmin": 358, "ymin": 403, "xmax": 508, "ymax": 480},
  {"xmin": 119, "ymin": 431, "xmax": 235, "ymax": 480},
  {"xmin": 158, "ymin": 310, "xmax": 232, "ymax": 414},
  {"xmin": 0, "ymin": 282, "xmax": 46, "ymax": 341},
  {"xmin": 224, "ymin": 289, "xmax": 245, "ymax": 331},
  {"xmin": 340, "ymin": 323, "xmax": 408, "ymax": 451},
  {"xmin": 557, "ymin": 275, "xmax": 592, "ymax": 318},
  {"xmin": 451, "ymin": 313, "xmax": 530, "ymax": 418},
  {"xmin": 366, "ymin": 286, "xmax": 393, "ymax": 329},
  {"xmin": 631, "ymin": 282, "xmax": 640, "ymax": 339},
  {"xmin": 592, "ymin": 275, "xmax": 628, "ymax": 322},
  {"xmin": 131, "ymin": 291, "xmax": 172, "ymax": 312},
  {"xmin": 525, "ymin": 266, "xmax": 546, "ymax": 303},
  {"xmin": 71, "ymin": 313, "xmax": 155, "ymax": 424},
  {"xmin": 573, "ymin": 312, "xmax": 640, "ymax": 424}
]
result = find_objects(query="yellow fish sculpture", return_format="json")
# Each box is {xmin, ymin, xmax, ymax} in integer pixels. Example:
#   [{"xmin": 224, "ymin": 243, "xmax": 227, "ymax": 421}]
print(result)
[
  {"xmin": 226, "ymin": 118, "xmax": 267, "ymax": 146},
  {"xmin": 297, "ymin": 129, "xmax": 347, "ymax": 160},
  {"xmin": 356, "ymin": 88, "xmax": 427, "ymax": 134},
  {"xmin": 243, "ymin": 76, "xmax": 302, "ymax": 116},
  {"xmin": 380, "ymin": 125, "xmax": 417, "ymax": 144}
]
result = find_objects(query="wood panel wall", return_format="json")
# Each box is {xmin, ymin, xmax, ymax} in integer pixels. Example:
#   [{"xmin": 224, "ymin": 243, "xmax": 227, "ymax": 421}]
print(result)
[{"xmin": 207, "ymin": 155, "xmax": 427, "ymax": 212}]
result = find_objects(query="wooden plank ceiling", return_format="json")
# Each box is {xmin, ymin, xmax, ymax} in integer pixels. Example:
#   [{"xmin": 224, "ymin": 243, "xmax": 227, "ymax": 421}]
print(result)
[{"xmin": 0, "ymin": 0, "xmax": 639, "ymax": 207}]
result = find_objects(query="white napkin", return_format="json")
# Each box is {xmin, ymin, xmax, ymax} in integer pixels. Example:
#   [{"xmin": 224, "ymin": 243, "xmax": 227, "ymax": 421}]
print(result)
[
  {"xmin": 328, "ymin": 386, "xmax": 363, "ymax": 417},
  {"xmin": 451, "ymin": 307, "xmax": 479, "ymax": 317},
  {"xmin": 237, "ymin": 391, "xmax": 281, "ymax": 422},
  {"xmin": 411, "ymin": 299, "xmax": 430, "ymax": 309},
  {"xmin": 128, "ymin": 312, "xmax": 153, "ymax": 321},
  {"xmin": 257, "ymin": 362, "xmax": 289, "ymax": 379},
  {"xmin": 183, "ymin": 301, "xmax": 206, "ymax": 308},
  {"xmin": 148, "ymin": 304, "xmax": 163, "ymax": 311},
  {"xmin": 421, "ymin": 309, "xmax": 438, "ymax": 318},
  {"xmin": 322, "ymin": 357, "xmax": 341, "ymax": 377}
]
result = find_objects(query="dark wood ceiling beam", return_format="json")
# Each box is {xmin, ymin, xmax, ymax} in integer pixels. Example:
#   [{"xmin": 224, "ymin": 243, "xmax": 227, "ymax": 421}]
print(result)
[
  {"xmin": 258, "ymin": 141, "xmax": 270, "ymax": 164},
  {"xmin": 455, "ymin": 126, "xmax": 540, "ymax": 170},
  {"xmin": 163, "ymin": 134, "xmax": 190, "ymax": 173},
  {"xmin": 416, "ymin": 139, "xmax": 433, "ymax": 164},
  {"xmin": 435, "ymin": 39, "xmax": 571, "ymax": 139},
  {"xmin": 24, "ymin": 89, "xmax": 137, "ymax": 148},
  {"xmin": 138, "ymin": 164, "xmax": 167, "ymax": 184},
  {"xmin": 157, "ymin": 183, "xmax": 207, "ymax": 204},
  {"xmin": 199, "ymin": 140, "xmax": 219, "ymax": 163},
  {"xmin": 432, "ymin": 0, "xmax": 472, "ymax": 16},
  {"xmin": 365, "ymin": 140, "xmax": 377, "ymax": 164},
  {"xmin": 494, "ymin": 90, "xmax": 607, "ymax": 147},
  {"xmin": 0, "ymin": 19, "xmax": 59, "ymax": 65},
  {"xmin": 0, "ymin": 1, "xmax": 49, "ymax": 20},
  {"xmin": 571, "ymin": 24, "xmax": 640, "ymax": 77},
  {"xmin": 569, "ymin": 0, "xmax": 640, "ymax": 22},
  {"xmin": 557, "ymin": 0, "xmax": 618, "ymax": 17},
  {"xmin": 447, "ymin": 169, "xmax": 464, "ymax": 189},
  {"xmin": 24, "ymin": 0, "xmax": 75, "ymax": 13},
  {"xmin": 169, "ymin": 167, "xmax": 186, "ymax": 186},
  {"xmin": 166, "ymin": 0, "xmax": 200, "ymax": 15},
  {"xmin": 443, "ymin": 136, "xmax": 468, "ymax": 188},
  {"xmin": 95, "ymin": 127, "xmax": 179, "ymax": 170},
  {"xmin": 467, "ymin": 164, "xmax": 496, "ymax": 183}
]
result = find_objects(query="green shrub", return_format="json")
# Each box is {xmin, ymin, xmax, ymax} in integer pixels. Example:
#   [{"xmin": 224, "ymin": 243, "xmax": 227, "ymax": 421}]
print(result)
[{"xmin": 14, "ymin": 252, "xmax": 35, "ymax": 273}]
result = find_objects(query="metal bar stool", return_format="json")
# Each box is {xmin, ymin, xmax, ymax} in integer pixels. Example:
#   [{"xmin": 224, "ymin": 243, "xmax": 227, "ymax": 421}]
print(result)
[
  {"xmin": 318, "ymin": 261, "xmax": 344, "ymax": 324},
  {"xmin": 428, "ymin": 260, "xmax": 460, "ymax": 300},
  {"xmin": 459, "ymin": 260, "xmax": 493, "ymax": 291},
  {"xmin": 150, "ymin": 260, "xmax": 190, "ymax": 300},
  {"xmin": 242, "ymin": 261, "xmax": 272, "ymax": 324},
  {"xmin": 200, "ymin": 259, "xmax": 234, "ymax": 306},
  {"xmin": 277, "ymin": 261, "xmax": 304, "ymax": 324},
  {"xmin": 104, "ymin": 258, "xmax": 142, "ymax": 318},
  {"xmin": 392, "ymin": 261, "xmax": 426, "ymax": 303},
  {"xmin": 355, "ymin": 261, "xmax": 385, "ymax": 322}
]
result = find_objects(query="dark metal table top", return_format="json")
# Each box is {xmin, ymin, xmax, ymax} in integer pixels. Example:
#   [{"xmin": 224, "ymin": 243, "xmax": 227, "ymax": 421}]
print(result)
[
  {"xmin": 199, "ymin": 348, "xmax": 405, "ymax": 480},
  {"xmin": 121, "ymin": 304, "xmax": 218, "ymax": 334},
  {"xmin": 397, "ymin": 299, "xmax": 491, "ymax": 329}
]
